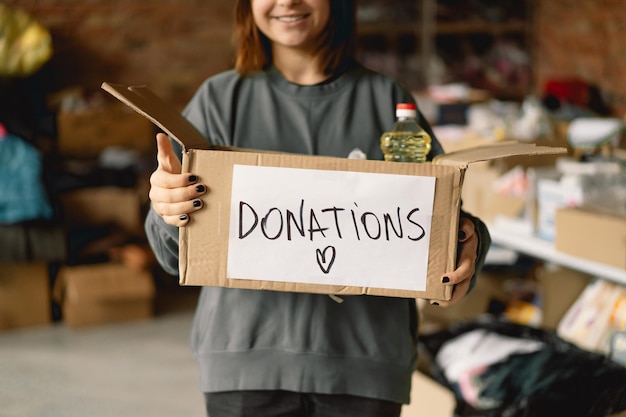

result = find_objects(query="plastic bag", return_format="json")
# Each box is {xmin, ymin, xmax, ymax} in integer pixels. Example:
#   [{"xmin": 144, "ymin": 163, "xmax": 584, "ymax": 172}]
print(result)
[
  {"xmin": 419, "ymin": 316, "xmax": 626, "ymax": 417},
  {"xmin": 0, "ymin": 4, "xmax": 53, "ymax": 77},
  {"xmin": 0, "ymin": 132, "xmax": 52, "ymax": 223}
]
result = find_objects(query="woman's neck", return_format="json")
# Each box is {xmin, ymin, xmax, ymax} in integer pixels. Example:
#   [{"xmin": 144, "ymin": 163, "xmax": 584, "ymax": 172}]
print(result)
[{"xmin": 272, "ymin": 45, "xmax": 329, "ymax": 85}]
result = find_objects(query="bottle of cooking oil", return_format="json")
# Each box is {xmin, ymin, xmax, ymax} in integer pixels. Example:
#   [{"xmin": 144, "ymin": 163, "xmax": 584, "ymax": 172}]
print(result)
[{"xmin": 380, "ymin": 103, "xmax": 432, "ymax": 163}]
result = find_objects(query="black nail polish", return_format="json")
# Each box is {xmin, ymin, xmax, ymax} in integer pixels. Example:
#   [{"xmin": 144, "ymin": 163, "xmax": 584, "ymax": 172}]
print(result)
[
  {"xmin": 188, "ymin": 175, "xmax": 198, "ymax": 183},
  {"xmin": 432, "ymin": 302, "xmax": 440, "ymax": 306},
  {"xmin": 458, "ymin": 230, "xmax": 467, "ymax": 240},
  {"xmin": 442, "ymin": 276, "xmax": 450, "ymax": 283},
  {"xmin": 196, "ymin": 185, "xmax": 205, "ymax": 193},
  {"xmin": 179, "ymin": 214, "xmax": 188, "ymax": 221},
  {"xmin": 193, "ymin": 200, "xmax": 201, "ymax": 208}
]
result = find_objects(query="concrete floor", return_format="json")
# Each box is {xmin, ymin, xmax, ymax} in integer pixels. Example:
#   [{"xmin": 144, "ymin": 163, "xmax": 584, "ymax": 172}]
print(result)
[
  {"xmin": 0, "ymin": 285, "xmax": 454, "ymax": 417},
  {"xmin": 0, "ymin": 287, "xmax": 206, "ymax": 417}
]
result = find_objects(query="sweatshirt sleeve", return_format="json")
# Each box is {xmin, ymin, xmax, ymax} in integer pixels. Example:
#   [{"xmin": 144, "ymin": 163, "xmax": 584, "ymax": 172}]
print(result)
[{"xmin": 144, "ymin": 205, "xmax": 181, "ymax": 276}]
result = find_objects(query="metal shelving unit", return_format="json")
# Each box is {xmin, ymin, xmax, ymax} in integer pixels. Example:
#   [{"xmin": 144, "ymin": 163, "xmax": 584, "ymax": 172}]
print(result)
[
  {"xmin": 487, "ymin": 222, "xmax": 626, "ymax": 286},
  {"xmin": 357, "ymin": 0, "xmax": 533, "ymax": 97}
]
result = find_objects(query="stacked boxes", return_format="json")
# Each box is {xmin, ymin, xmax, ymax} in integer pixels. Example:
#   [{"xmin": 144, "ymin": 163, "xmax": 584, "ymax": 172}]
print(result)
[
  {"xmin": 0, "ymin": 263, "xmax": 51, "ymax": 330},
  {"xmin": 53, "ymin": 263, "xmax": 155, "ymax": 328},
  {"xmin": 555, "ymin": 207, "xmax": 626, "ymax": 269}
]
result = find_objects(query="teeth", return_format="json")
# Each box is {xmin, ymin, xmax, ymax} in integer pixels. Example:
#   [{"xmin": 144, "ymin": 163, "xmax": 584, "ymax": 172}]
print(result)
[{"xmin": 277, "ymin": 16, "xmax": 305, "ymax": 22}]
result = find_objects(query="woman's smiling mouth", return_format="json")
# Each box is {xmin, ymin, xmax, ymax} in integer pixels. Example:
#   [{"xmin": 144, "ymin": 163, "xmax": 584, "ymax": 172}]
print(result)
[{"xmin": 275, "ymin": 14, "xmax": 309, "ymax": 23}]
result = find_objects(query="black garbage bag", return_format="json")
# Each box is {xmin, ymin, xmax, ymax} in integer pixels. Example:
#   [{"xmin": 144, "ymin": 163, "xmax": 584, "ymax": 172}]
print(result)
[{"xmin": 419, "ymin": 316, "xmax": 626, "ymax": 417}]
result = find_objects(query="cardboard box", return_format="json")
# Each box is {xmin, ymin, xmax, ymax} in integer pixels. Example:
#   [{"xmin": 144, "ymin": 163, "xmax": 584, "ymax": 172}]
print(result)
[
  {"xmin": 536, "ymin": 177, "xmax": 585, "ymax": 241},
  {"xmin": 401, "ymin": 371, "xmax": 455, "ymax": 417},
  {"xmin": 0, "ymin": 263, "xmax": 51, "ymax": 330},
  {"xmin": 54, "ymin": 263, "xmax": 155, "ymax": 328},
  {"xmin": 60, "ymin": 186, "xmax": 144, "ymax": 236},
  {"xmin": 555, "ymin": 207, "xmax": 626, "ymax": 269},
  {"xmin": 535, "ymin": 265, "xmax": 592, "ymax": 330},
  {"xmin": 460, "ymin": 164, "xmax": 527, "ymax": 224},
  {"xmin": 57, "ymin": 103, "xmax": 155, "ymax": 157},
  {"xmin": 102, "ymin": 83, "xmax": 565, "ymax": 301}
]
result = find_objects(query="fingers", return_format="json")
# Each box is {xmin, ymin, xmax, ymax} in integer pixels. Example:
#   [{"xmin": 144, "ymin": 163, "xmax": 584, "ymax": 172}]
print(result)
[
  {"xmin": 149, "ymin": 176, "xmax": 206, "ymax": 205},
  {"xmin": 152, "ymin": 133, "xmax": 188, "ymax": 190},
  {"xmin": 151, "ymin": 177, "xmax": 207, "ymax": 227},
  {"xmin": 162, "ymin": 213, "xmax": 191, "ymax": 227},
  {"xmin": 149, "ymin": 133, "xmax": 207, "ymax": 227},
  {"xmin": 433, "ymin": 278, "xmax": 471, "ymax": 308},
  {"xmin": 156, "ymin": 133, "xmax": 182, "ymax": 175},
  {"xmin": 430, "ymin": 217, "xmax": 479, "ymax": 308},
  {"xmin": 457, "ymin": 216, "xmax": 474, "ymax": 243},
  {"xmin": 153, "ymin": 194, "xmax": 205, "ymax": 217}
]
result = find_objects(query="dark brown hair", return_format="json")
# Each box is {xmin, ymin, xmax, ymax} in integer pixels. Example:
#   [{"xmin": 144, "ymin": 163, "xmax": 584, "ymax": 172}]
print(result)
[{"xmin": 234, "ymin": 0, "xmax": 356, "ymax": 76}]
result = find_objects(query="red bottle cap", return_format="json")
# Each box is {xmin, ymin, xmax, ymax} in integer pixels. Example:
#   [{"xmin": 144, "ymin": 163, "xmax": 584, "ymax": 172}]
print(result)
[{"xmin": 395, "ymin": 103, "xmax": 417, "ymax": 118}]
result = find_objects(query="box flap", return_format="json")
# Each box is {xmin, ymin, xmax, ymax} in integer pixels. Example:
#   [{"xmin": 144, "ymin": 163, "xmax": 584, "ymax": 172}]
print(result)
[
  {"xmin": 101, "ymin": 82, "xmax": 210, "ymax": 151},
  {"xmin": 434, "ymin": 141, "xmax": 567, "ymax": 168}
]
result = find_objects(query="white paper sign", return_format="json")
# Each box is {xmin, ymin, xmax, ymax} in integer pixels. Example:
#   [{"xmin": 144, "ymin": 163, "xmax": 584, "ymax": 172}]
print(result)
[{"xmin": 227, "ymin": 165, "xmax": 436, "ymax": 291}]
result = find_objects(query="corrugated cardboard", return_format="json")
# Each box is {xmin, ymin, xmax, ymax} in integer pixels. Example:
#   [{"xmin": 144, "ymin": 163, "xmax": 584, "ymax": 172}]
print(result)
[
  {"xmin": 555, "ymin": 207, "xmax": 626, "ymax": 269},
  {"xmin": 54, "ymin": 263, "xmax": 155, "ymax": 328},
  {"xmin": 101, "ymin": 82, "xmax": 566, "ymax": 300},
  {"xmin": 0, "ymin": 263, "xmax": 51, "ymax": 330},
  {"xmin": 401, "ymin": 371, "xmax": 455, "ymax": 417},
  {"xmin": 460, "ymin": 165, "xmax": 527, "ymax": 224}
]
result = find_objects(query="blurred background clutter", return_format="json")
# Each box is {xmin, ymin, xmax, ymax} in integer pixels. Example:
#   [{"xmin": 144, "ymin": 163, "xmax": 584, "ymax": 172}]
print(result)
[{"xmin": 1, "ymin": 1, "xmax": 625, "ymax": 417}]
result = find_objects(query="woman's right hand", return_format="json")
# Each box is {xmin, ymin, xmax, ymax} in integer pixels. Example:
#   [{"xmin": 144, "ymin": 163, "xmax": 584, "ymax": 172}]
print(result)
[{"xmin": 149, "ymin": 133, "xmax": 207, "ymax": 227}]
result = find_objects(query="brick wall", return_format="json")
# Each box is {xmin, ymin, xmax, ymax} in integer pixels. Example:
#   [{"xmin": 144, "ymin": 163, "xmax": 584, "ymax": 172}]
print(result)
[
  {"xmin": 6, "ymin": 1, "xmax": 236, "ymax": 110},
  {"xmin": 533, "ymin": 0, "xmax": 626, "ymax": 116},
  {"xmin": 7, "ymin": 1, "xmax": 626, "ymax": 116}
]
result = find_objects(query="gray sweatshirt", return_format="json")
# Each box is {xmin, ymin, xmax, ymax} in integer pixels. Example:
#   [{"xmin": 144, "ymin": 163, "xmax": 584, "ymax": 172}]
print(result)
[{"xmin": 144, "ymin": 63, "xmax": 490, "ymax": 404}]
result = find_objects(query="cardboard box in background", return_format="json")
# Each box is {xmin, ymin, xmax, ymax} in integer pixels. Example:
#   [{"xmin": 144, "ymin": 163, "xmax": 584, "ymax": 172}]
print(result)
[
  {"xmin": 536, "ymin": 177, "xmax": 585, "ymax": 242},
  {"xmin": 460, "ymin": 164, "xmax": 528, "ymax": 224},
  {"xmin": 60, "ymin": 186, "xmax": 144, "ymax": 236},
  {"xmin": 555, "ymin": 207, "xmax": 626, "ymax": 269},
  {"xmin": 400, "ymin": 371, "xmax": 455, "ymax": 417},
  {"xmin": 0, "ymin": 263, "xmax": 51, "ymax": 330},
  {"xmin": 57, "ymin": 103, "xmax": 155, "ymax": 157},
  {"xmin": 54, "ymin": 263, "xmax": 155, "ymax": 328},
  {"xmin": 102, "ymin": 82, "xmax": 566, "ymax": 301},
  {"xmin": 535, "ymin": 265, "xmax": 592, "ymax": 330}
]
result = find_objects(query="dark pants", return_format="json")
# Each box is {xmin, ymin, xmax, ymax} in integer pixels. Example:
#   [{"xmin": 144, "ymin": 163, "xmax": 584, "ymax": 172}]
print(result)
[{"xmin": 204, "ymin": 390, "xmax": 403, "ymax": 417}]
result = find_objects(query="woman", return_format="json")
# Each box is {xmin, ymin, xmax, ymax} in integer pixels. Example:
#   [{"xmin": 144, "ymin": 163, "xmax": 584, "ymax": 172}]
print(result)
[{"xmin": 145, "ymin": 0, "xmax": 490, "ymax": 416}]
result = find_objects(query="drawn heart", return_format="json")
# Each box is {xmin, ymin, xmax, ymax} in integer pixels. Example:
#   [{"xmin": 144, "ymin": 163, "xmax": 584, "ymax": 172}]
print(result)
[{"xmin": 316, "ymin": 246, "xmax": 336, "ymax": 274}]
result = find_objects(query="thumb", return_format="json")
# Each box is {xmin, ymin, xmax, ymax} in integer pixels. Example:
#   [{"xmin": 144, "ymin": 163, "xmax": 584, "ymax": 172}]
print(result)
[{"xmin": 155, "ymin": 133, "xmax": 182, "ymax": 174}]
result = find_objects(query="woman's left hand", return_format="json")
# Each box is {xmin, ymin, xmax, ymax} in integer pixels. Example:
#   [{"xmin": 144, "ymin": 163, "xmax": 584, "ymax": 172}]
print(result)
[{"xmin": 432, "ymin": 216, "xmax": 478, "ymax": 307}]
